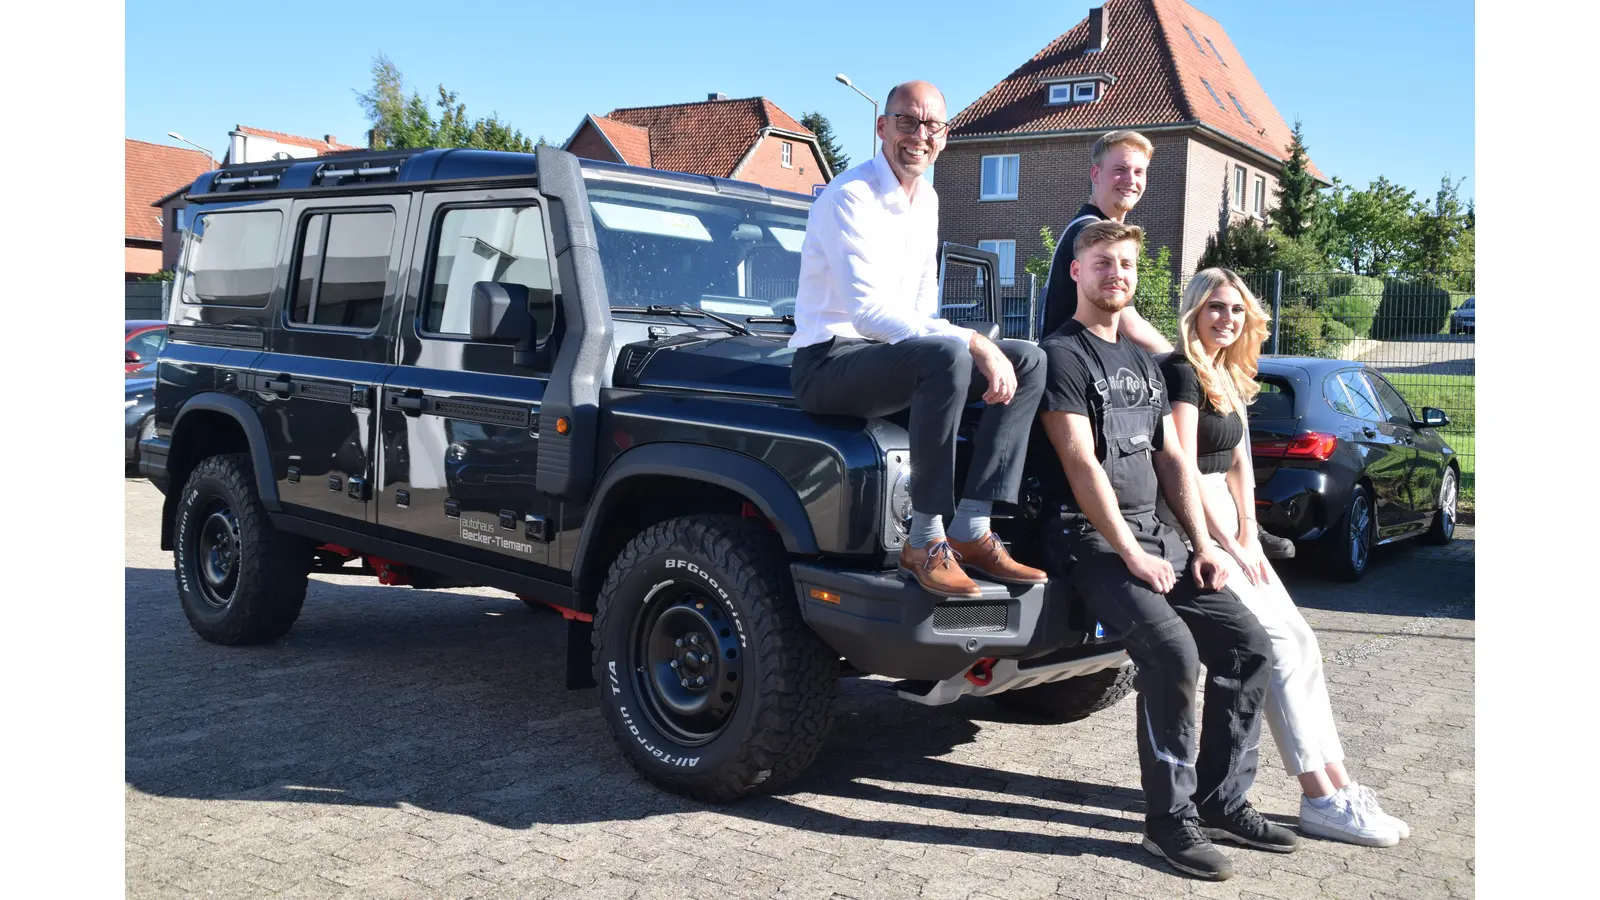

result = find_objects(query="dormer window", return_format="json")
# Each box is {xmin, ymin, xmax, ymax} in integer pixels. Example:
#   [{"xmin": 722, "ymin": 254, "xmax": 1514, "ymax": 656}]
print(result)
[
  {"xmin": 1074, "ymin": 82, "xmax": 1096, "ymax": 102},
  {"xmin": 1047, "ymin": 81, "xmax": 1100, "ymax": 105}
]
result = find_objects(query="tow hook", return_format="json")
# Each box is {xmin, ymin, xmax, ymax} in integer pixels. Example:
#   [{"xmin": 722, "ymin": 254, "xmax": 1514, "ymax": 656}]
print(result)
[
  {"xmin": 965, "ymin": 657, "xmax": 998, "ymax": 687},
  {"xmin": 366, "ymin": 556, "xmax": 411, "ymax": 586}
]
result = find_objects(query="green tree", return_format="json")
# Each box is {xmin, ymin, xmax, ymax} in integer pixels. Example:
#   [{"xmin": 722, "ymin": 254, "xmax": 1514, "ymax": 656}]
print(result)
[
  {"xmin": 1134, "ymin": 244, "xmax": 1179, "ymax": 342},
  {"xmin": 1023, "ymin": 226, "xmax": 1058, "ymax": 283},
  {"xmin": 800, "ymin": 111, "xmax": 850, "ymax": 178},
  {"xmin": 356, "ymin": 55, "xmax": 538, "ymax": 152},
  {"xmin": 1197, "ymin": 216, "xmax": 1277, "ymax": 272},
  {"xmin": 1405, "ymin": 174, "xmax": 1469, "ymax": 274},
  {"xmin": 1269, "ymin": 119, "xmax": 1318, "ymax": 239},
  {"xmin": 1325, "ymin": 176, "xmax": 1417, "ymax": 275}
]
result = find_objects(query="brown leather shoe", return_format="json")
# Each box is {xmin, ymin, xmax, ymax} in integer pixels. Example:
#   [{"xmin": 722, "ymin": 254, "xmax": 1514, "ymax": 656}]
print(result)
[
  {"xmin": 947, "ymin": 532, "xmax": 1049, "ymax": 585},
  {"xmin": 899, "ymin": 540, "xmax": 983, "ymax": 598}
]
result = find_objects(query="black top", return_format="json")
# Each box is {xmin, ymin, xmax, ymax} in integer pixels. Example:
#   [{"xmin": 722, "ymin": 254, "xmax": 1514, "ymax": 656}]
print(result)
[
  {"xmin": 1033, "ymin": 320, "xmax": 1171, "ymax": 514},
  {"xmin": 1037, "ymin": 203, "xmax": 1108, "ymax": 338},
  {"xmin": 1159, "ymin": 354, "xmax": 1244, "ymax": 475}
]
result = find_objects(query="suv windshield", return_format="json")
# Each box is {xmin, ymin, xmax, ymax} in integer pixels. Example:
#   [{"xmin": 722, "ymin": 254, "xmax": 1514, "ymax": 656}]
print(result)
[{"xmin": 584, "ymin": 176, "xmax": 810, "ymax": 321}]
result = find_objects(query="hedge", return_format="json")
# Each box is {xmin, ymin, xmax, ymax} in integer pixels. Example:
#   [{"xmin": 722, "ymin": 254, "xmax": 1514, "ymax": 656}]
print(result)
[
  {"xmin": 1373, "ymin": 278, "xmax": 1453, "ymax": 338},
  {"xmin": 1322, "ymin": 293, "xmax": 1379, "ymax": 340}
]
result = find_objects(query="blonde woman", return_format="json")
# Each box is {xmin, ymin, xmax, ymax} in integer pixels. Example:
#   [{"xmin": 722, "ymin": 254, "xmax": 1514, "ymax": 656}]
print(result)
[{"xmin": 1157, "ymin": 268, "xmax": 1408, "ymax": 847}]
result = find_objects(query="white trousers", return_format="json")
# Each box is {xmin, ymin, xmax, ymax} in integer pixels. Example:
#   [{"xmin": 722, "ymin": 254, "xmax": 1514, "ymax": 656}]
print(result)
[{"xmin": 1163, "ymin": 473, "xmax": 1347, "ymax": 776}]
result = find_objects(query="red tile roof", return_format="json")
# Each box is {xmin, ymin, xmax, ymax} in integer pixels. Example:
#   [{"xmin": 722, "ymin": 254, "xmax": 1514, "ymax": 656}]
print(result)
[
  {"xmin": 235, "ymin": 125, "xmax": 359, "ymax": 154},
  {"xmin": 949, "ymin": 0, "xmax": 1321, "ymax": 179},
  {"xmin": 589, "ymin": 116, "xmax": 652, "ymax": 167},
  {"xmin": 599, "ymin": 96, "xmax": 814, "ymax": 178},
  {"xmin": 126, "ymin": 139, "xmax": 216, "ymax": 241}
]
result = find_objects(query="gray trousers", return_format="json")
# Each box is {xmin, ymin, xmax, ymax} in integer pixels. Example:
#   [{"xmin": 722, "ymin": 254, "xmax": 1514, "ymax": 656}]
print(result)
[{"xmin": 791, "ymin": 335, "xmax": 1046, "ymax": 522}]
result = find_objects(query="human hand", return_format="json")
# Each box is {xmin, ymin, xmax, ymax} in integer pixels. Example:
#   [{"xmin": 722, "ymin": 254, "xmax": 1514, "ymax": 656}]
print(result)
[
  {"xmin": 1230, "ymin": 535, "xmax": 1271, "ymax": 586},
  {"xmin": 1123, "ymin": 548, "xmax": 1176, "ymax": 594},
  {"xmin": 969, "ymin": 333, "xmax": 1017, "ymax": 405},
  {"xmin": 1191, "ymin": 545, "xmax": 1231, "ymax": 592}
]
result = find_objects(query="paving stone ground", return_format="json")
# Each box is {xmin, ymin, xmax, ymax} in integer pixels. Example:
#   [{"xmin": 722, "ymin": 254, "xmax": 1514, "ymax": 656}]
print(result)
[{"xmin": 125, "ymin": 478, "xmax": 1474, "ymax": 899}]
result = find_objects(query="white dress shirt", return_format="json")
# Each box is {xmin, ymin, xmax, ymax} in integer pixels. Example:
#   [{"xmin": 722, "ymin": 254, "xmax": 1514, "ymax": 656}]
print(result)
[{"xmin": 788, "ymin": 151, "xmax": 974, "ymax": 349}]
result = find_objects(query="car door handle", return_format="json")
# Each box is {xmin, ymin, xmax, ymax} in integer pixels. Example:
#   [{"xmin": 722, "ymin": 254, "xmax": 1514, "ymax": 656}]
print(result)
[
  {"xmin": 265, "ymin": 376, "xmax": 292, "ymax": 395},
  {"xmin": 1362, "ymin": 426, "xmax": 1378, "ymax": 438},
  {"xmin": 389, "ymin": 392, "xmax": 425, "ymax": 416}
]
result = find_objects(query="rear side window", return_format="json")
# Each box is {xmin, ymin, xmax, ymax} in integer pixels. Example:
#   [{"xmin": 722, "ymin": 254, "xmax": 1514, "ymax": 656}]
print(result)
[
  {"xmin": 180, "ymin": 210, "xmax": 282, "ymax": 307},
  {"xmin": 1249, "ymin": 377, "xmax": 1294, "ymax": 418},
  {"xmin": 422, "ymin": 205, "xmax": 555, "ymax": 339},
  {"xmin": 290, "ymin": 211, "xmax": 394, "ymax": 330}
]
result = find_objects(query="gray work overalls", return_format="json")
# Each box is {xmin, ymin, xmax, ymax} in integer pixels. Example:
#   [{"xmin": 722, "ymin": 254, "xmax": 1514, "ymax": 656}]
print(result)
[{"xmin": 1042, "ymin": 341, "xmax": 1273, "ymax": 826}]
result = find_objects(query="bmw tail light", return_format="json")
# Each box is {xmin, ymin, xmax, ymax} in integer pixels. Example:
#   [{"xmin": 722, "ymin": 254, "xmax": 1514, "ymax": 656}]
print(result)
[{"xmin": 1253, "ymin": 432, "xmax": 1338, "ymax": 461}]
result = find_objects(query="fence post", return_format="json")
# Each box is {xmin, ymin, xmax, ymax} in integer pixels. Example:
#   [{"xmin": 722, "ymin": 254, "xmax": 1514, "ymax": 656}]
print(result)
[
  {"xmin": 1270, "ymin": 270, "xmax": 1284, "ymax": 354},
  {"xmin": 161, "ymin": 281, "xmax": 171, "ymax": 319},
  {"xmin": 1026, "ymin": 274, "xmax": 1038, "ymax": 342}
]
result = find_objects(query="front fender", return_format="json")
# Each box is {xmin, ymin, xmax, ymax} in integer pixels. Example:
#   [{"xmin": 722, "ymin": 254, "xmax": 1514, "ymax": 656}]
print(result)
[{"xmin": 159, "ymin": 393, "xmax": 280, "ymax": 551}]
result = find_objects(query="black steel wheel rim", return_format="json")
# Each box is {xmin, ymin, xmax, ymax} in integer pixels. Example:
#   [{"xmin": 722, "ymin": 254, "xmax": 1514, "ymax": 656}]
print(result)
[
  {"xmin": 1349, "ymin": 493, "xmax": 1372, "ymax": 571},
  {"xmin": 195, "ymin": 500, "xmax": 241, "ymax": 609},
  {"xmin": 629, "ymin": 578, "xmax": 745, "ymax": 747}
]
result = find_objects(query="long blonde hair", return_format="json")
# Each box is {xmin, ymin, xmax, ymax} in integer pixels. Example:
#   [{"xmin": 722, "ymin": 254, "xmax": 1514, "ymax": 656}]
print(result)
[{"xmin": 1178, "ymin": 268, "xmax": 1270, "ymax": 414}]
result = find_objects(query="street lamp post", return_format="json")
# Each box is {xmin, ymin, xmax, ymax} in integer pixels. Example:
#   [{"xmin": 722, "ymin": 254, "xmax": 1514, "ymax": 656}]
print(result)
[
  {"xmin": 167, "ymin": 132, "xmax": 216, "ymax": 161},
  {"xmin": 834, "ymin": 74, "xmax": 879, "ymax": 165}
]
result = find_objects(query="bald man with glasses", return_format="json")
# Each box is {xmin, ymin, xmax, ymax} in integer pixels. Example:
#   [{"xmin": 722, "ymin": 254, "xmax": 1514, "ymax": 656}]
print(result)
[{"xmin": 790, "ymin": 80, "xmax": 1048, "ymax": 599}]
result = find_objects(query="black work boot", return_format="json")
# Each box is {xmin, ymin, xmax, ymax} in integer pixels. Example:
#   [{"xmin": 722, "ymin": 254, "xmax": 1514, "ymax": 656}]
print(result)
[
  {"xmin": 1200, "ymin": 801, "xmax": 1301, "ymax": 853},
  {"xmin": 1143, "ymin": 816, "xmax": 1233, "ymax": 881},
  {"xmin": 1259, "ymin": 531, "xmax": 1296, "ymax": 559}
]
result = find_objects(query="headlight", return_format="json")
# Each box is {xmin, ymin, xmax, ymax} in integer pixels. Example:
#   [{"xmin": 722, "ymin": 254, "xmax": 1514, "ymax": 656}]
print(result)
[{"xmin": 881, "ymin": 449, "xmax": 912, "ymax": 549}]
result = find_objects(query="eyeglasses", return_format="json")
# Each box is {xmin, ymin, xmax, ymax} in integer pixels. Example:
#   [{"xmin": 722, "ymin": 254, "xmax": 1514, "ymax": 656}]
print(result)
[{"xmin": 887, "ymin": 114, "xmax": 950, "ymax": 137}]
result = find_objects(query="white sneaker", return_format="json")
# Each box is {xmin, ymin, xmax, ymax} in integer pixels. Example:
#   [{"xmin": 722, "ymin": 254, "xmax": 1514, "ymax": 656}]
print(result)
[
  {"xmin": 1342, "ymin": 782, "xmax": 1410, "ymax": 840},
  {"xmin": 1298, "ymin": 791, "xmax": 1401, "ymax": 847}
]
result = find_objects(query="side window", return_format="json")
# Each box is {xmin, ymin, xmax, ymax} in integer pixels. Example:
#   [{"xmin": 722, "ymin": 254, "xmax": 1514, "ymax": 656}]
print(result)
[
  {"xmin": 179, "ymin": 210, "xmax": 282, "ymax": 307},
  {"xmin": 422, "ymin": 205, "xmax": 555, "ymax": 340},
  {"xmin": 1325, "ymin": 371, "xmax": 1384, "ymax": 421},
  {"xmin": 127, "ymin": 330, "xmax": 165, "ymax": 359},
  {"xmin": 1363, "ymin": 372, "xmax": 1414, "ymax": 425},
  {"xmin": 289, "ymin": 211, "xmax": 394, "ymax": 330}
]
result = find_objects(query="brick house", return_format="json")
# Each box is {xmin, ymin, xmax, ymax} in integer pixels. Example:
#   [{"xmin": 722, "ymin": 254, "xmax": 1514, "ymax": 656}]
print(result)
[
  {"xmin": 565, "ymin": 95, "xmax": 832, "ymax": 194},
  {"xmin": 125, "ymin": 139, "xmax": 216, "ymax": 279},
  {"xmin": 935, "ymin": 0, "xmax": 1326, "ymax": 294}
]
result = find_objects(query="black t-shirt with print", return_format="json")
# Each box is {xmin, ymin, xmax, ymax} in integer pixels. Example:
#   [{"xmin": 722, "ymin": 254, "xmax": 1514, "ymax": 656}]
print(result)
[
  {"xmin": 1032, "ymin": 320, "xmax": 1171, "ymax": 515},
  {"xmin": 1159, "ymin": 354, "xmax": 1244, "ymax": 476},
  {"xmin": 1037, "ymin": 203, "xmax": 1107, "ymax": 338}
]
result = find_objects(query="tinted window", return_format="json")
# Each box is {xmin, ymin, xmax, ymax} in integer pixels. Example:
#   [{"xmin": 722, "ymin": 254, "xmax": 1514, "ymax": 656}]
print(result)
[
  {"xmin": 126, "ymin": 329, "xmax": 166, "ymax": 360},
  {"xmin": 180, "ymin": 211, "xmax": 282, "ymax": 307},
  {"xmin": 1364, "ymin": 372, "xmax": 1414, "ymax": 424},
  {"xmin": 1325, "ymin": 371, "xmax": 1384, "ymax": 421},
  {"xmin": 290, "ymin": 211, "xmax": 393, "ymax": 329},
  {"xmin": 423, "ymin": 205, "xmax": 555, "ymax": 339},
  {"xmin": 1249, "ymin": 377, "xmax": 1294, "ymax": 418}
]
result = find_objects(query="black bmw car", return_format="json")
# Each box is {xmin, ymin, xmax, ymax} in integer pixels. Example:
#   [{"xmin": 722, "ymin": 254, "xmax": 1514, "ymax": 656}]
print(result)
[{"xmin": 1249, "ymin": 356, "xmax": 1460, "ymax": 580}]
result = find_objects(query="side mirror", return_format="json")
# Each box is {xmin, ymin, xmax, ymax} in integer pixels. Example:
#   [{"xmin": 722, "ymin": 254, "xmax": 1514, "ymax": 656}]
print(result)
[
  {"xmin": 125, "ymin": 349, "xmax": 140, "ymax": 364},
  {"xmin": 470, "ymin": 282, "xmax": 531, "ymax": 343},
  {"xmin": 1416, "ymin": 406, "xmax": 1450, "ymax": 429}
]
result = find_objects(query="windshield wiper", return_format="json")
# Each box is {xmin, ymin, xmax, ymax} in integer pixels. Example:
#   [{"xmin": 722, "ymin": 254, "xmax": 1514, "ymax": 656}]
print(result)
[
  {"xmin": 610, "ymin": 304, "xmax": 753, "ymax": 336},
  {"xmin": 745, "ymin": 315, "xmax": 794, "ymax": 326}
]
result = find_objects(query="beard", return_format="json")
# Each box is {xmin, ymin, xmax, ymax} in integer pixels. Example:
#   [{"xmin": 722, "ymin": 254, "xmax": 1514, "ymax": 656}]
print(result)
[{"xmin": 1082, "ymin": 283, "xmax": 1133, "ymax": 313}]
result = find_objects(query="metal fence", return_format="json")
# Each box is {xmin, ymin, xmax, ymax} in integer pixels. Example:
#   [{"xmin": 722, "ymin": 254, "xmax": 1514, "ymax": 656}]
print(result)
[{"xmin": 126, "ymin": 281, "xmax": 171, "ymax": 320}]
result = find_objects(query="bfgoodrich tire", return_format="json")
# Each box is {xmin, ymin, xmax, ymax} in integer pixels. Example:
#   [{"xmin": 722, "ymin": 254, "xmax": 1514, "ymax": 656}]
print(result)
[
  {"xmin": 592, "ymin": 515, "xmax": 837, "ymax": 803},
  {"xmin": 173, "ymin": 453, "xmax": 312, "ymax": 645},
  {"xmin": 990, "ymin": 665, "xmax": 1135, "ymax": 721}
]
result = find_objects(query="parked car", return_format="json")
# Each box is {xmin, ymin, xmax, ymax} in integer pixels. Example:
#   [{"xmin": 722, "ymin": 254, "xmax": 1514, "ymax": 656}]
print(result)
[
  {"xmin": 125, "ymin": 320, "xmax": 167, "ymax": 372},
  {"xmin": 1449, "ymin": 296, "xmax": 1474, "ymax": 334},
  {"xmin": 1250, "ymin": 357, "xmax": 1459, "ymax": 581},
  {"xmin": 126, "ymin": 360, "xmax": 157, "ymax": 470}
]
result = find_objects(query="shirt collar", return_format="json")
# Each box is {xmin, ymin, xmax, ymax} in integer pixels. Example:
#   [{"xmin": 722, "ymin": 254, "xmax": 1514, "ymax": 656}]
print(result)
[{"xmin": 869, "ymin": 149, "xmax": 918, "ymax": 211}]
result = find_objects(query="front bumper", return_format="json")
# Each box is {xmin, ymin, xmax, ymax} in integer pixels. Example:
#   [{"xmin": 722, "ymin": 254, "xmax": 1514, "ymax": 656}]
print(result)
[
  {"xmin": 791, "ymin": 561, "xmax": 1117, "ymax": 681},
  {"xmin": 138, "ymin": 434, "xmax": 171, "ymax": 491}
]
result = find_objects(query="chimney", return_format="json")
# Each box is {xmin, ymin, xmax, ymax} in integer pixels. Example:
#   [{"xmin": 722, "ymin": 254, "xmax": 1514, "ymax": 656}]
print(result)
[
  {"xmin": 323, "ymin": 134, "xmax": 337, "ymax": 145},
  {"xmin": 707, "ymin": 92, "xmax": 728, "ymax": 101},
  {"xmin": 1087, "ymin": 6, "xmax": 1108, "ymax": 53}
]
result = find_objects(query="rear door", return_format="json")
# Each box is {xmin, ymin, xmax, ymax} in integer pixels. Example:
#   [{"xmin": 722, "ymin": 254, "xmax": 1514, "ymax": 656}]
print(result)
[
  {"xmin": 375, "ymin": 189, "xmax": 564, "ymax": 575},
  {"xmin": 1324, "ymin": 369, "xmax": 1414, "ymax": 537},
  {"xmin": 256, "ymin": 195, "xmax": 408, "ymax": 527}
]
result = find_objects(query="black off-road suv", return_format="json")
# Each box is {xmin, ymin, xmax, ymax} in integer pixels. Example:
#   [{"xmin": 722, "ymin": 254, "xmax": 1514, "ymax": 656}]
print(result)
[{"xmin": 142, "ymin": 145, "xmax": 1132, "ymax": 801}]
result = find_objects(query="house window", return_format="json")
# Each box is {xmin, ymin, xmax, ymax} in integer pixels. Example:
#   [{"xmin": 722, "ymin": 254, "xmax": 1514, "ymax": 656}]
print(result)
[
  {"xmin": 1073, "ymin": 82, "xmax": 1096, "ymax": 102},
  {"xmin": 1228, "ymin": 92, "xmax": 1255, "ymax": 126},
  {"xmin": 980, "ymin": 154, "xmax": 1019, "ymax": 200},
  {"xmin": 781, "ymin": 141, "xmax": 793, "ymax": 168},
  {"xmin": 1048, "ymin": 84, "xmax": 1072, "ymax": 105},
  {"xmin": 1233, "ymin": 166, "xmax": 1248, "ymax": 211},
  {"xmin": 1201, "ymin": 78, "xmax": 1227, "ymax": 111},
  {"xmin": 978, "ymin": 240, "xmax": 1016, "ymax": 287},
  {"xmin": 1183, "ymin": 24, "xmax": 1206, "ymax": 54},
  {"xmin": 170, "ymin": 206, "xmax": 186, "ymax": 233},
  {"xmin": 1205, "ymin": 36, "xmax": 1226, "ymax": 64},
  {"xmin": 1253, "ymin": 175, "xmax": 1266, "ymax": 216},
  {"xmin": 290, "ymin": 211, "xmax": 395, "ymax": 330}
]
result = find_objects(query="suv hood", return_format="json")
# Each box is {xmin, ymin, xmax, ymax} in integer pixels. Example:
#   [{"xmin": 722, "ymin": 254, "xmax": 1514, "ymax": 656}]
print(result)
[{"xmin": 615, "ymin": 331, "xmax": 798, "ymax": 400}]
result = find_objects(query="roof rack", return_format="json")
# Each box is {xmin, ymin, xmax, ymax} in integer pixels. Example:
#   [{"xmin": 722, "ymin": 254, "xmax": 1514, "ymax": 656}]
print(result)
[{"xmin": 313, "ymin": 152, "xmax": 416, "ymax": 187}]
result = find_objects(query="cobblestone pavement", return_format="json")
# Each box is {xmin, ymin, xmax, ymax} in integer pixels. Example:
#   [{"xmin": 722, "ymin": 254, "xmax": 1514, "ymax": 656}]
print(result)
[{"xmin": 125, "ymin": 479, "xmax": 1474, "ymax": 899}]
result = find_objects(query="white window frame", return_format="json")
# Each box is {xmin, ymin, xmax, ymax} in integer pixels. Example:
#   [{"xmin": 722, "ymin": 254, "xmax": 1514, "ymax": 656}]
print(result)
[
  {"xmin": 1073, "ymin": 82, "xmax": 1096, "ymax": 102},
  {"xmin": 980, "ymin": 154, "xmax": 1020, "ymax": 201},
  {"xmin": 1233, "ymin": 166, "xmax": 1247, "ymax": 211},
  {"xmin": 1048, "ymin": 84, "xmax": 1072, "ymax": 105},
  {"xmin": 978, "ymin": 239, "xmax": 1017, "ymax": 287},
  {"xmin": 781, "ymin": 141, "xmax": 793, "ymax": 168},
  {"xmin": 1253, "ymin": 175, "xmax": 1266, "ymax": 216}
]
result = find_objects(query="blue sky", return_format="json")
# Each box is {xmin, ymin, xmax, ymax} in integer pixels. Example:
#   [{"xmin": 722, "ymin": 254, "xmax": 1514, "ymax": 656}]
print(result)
[{"xmin": 126, "ymin": 0, "xmax": 1472, "ymax": 203}]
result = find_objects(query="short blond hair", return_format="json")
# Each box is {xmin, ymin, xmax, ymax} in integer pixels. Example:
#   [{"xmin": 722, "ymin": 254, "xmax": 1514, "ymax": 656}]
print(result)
[
  {"xmin": 1073, "ymin": 220, "xmax": 1145, "ymax": 258},
  {"xmin": 1090, "ymin": 130, "xmax": 1154, "ymax": 167}
]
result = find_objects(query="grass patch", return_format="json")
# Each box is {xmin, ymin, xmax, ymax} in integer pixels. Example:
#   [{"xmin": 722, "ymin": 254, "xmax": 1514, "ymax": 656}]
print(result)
[{"xmin": 1389, "ymin": 373, "xmax": 1475, "ymax": 512}]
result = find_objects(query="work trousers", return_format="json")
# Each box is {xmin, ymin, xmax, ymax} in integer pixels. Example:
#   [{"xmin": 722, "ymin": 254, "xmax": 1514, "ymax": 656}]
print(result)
[
  {"xmin": 1045, "ymin": 508, "xmax": 1273, "ymax": 825},
  {"xmin": 791, "ymin": 335, "xmax": 1046, "ymax": 522}
]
